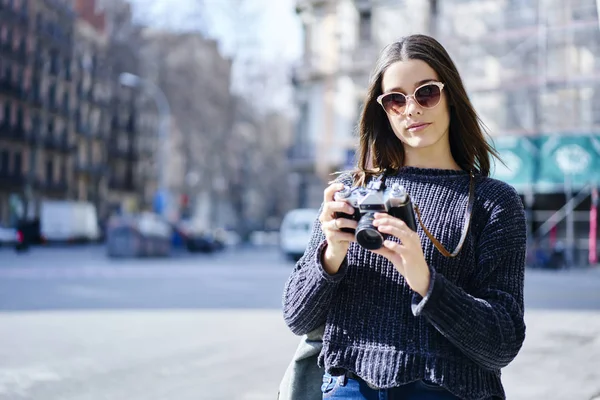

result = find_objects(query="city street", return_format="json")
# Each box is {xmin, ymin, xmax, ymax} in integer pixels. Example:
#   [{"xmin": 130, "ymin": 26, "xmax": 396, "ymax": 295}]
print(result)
[{"xmin": 0, "ymin": 246, "xmax": 599, "ymax": 400}]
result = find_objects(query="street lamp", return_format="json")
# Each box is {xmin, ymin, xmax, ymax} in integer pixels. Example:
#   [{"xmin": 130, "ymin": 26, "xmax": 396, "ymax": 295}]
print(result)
[{"xmin": 119, "ymin": 72, "xmax": 171, "ymax": 216}]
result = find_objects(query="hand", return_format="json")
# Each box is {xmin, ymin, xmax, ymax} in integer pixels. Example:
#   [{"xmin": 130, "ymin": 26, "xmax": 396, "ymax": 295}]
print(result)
[
  {"xmin": 319, "ymin": 183, "xmax": 358, "ymax": 273},
  {"xmin": 371, "ymin": 213, "xmax": 431, "ymax": 296}
]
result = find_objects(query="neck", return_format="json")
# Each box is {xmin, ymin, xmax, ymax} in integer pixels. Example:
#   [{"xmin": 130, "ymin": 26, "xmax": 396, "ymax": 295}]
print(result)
[{"xmin": 403, "ymin": 144, "xmax": 460, "ymax": 171}]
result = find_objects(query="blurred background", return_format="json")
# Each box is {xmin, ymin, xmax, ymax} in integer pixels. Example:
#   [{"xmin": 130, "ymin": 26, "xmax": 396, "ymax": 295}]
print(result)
[{"xmin": 0, "ymin": 0, "xmax": 599, "ymax": 399}]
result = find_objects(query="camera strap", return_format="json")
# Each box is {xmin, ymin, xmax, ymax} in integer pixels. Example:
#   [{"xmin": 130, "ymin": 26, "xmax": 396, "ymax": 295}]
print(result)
[{"xmin": 378, "ymin": 170, "xmax": 476, "ymax": 258}]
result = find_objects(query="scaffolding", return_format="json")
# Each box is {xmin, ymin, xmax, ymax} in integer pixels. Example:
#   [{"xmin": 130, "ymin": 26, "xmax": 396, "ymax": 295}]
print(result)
[{"xmin": 436, "ymin": 0, "xmax": 600, "ymax": 137}]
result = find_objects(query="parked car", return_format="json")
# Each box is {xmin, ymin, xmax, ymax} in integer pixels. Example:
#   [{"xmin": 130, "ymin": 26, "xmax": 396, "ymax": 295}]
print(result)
[
  {"xmin": 106, "ymin": 213, "xmax": 172, "ymax": 258},
  {"xmin": 0, "ymin": 224, "xmax": 18, "ymax": 247},
  {"xmin": 279, "ymin": 208, "xmax": 320, "ymax": 261},
  {"xmin": 175, "ymin": 221, "xmax": 226, "ymax": 253}
]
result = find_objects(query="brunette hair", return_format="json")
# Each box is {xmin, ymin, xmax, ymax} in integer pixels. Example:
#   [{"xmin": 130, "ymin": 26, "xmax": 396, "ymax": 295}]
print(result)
[{"xmin": 349, "ymin": 34, "xmax": 499, "ymax": 186}]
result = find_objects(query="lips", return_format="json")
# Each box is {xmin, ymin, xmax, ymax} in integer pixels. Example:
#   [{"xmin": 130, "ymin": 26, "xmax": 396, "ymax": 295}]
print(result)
[{"xmin": 407, "ymin": 122, "xmax": 430, "ymax": 130}]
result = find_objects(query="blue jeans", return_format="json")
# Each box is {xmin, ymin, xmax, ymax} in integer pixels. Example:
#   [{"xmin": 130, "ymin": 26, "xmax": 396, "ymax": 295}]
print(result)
[{"xmin": 321, "ymin": 372, "xmax": 463, "ymax": 400}]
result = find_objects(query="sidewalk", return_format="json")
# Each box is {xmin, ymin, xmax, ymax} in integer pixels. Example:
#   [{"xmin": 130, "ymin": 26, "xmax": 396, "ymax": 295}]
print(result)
[{"xmin": 503, "ymin": 310, "xmax": 600, "ymax": 400}]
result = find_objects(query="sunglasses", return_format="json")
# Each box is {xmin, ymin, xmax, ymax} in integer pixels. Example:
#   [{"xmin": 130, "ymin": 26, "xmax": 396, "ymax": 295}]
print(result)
[{"xmin": 376, "ymin": 81, "xmax": 445, "ymax": 116}]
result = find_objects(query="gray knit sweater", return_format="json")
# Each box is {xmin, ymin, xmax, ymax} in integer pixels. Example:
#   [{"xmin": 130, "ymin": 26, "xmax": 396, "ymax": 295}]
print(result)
[{"xmin": 282, "ymin": 167, "xmax": 527, "ymax": 400}]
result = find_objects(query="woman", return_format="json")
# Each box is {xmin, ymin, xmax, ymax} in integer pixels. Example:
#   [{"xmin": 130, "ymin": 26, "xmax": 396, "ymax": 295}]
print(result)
[{"xmin": 282, "ymin": 34, "xmax": 526, "ymax": 400}]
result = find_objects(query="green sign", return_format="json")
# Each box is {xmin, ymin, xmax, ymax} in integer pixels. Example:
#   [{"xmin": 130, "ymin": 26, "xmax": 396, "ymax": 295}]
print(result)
[
  {"xmin": 489, "ymin": 134, "xmax": 600, "ymax": 193},
  {"xmin": 537, "ymin": 134, "xmax": 600, "ymax": 192},
  {"xmin": 490, "ymin": 136, "xmax": 537, "ymax": 192}
]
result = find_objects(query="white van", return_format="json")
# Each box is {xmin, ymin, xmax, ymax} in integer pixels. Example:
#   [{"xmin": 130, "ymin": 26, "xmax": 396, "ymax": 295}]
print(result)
[
  {"xmin": 279, "ymin": 208, "xmax": 319, "ymax": 261},
  {"xmin": 40, "ymin": 200, "xmax": 100, "ymax": 243}
]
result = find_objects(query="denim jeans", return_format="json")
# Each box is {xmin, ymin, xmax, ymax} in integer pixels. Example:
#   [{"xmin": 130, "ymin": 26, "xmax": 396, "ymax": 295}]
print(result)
[{"xmin": 321, "ymin": 372, "xmax": 463, "ymax": 400}]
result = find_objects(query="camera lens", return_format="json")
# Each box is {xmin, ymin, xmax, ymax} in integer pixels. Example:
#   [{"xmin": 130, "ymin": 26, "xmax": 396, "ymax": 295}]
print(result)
[{"xmin": 355, "ymin": 212, "xmax": 384, "ymax": 250}]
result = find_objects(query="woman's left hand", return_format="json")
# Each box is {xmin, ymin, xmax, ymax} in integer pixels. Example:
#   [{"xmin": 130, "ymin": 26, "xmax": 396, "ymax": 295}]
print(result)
[{"xmin": 372, "ymin": 213, "xmax": 431, "ymax": 297}]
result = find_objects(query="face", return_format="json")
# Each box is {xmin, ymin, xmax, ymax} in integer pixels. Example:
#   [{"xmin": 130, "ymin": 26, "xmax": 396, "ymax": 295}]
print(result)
[{"xmin": 379, "ymin": 59, "xmax": 450, "ymax": 151}]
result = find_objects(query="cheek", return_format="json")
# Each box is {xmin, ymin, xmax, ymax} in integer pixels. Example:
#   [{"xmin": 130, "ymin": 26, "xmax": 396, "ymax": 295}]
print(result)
[
  {"xmin": 388, "ymin": 116, "xmax": 408, "ymax": 137},
  {"xmin": 430, "ymin": 105, "xmax": 451, "ymax": 127}
]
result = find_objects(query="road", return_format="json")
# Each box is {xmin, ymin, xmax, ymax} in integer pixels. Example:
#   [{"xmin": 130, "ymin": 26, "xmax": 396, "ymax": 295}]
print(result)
[{"xmin": 0, "ymin": 245, "xmax": 599, "ymax": 400}]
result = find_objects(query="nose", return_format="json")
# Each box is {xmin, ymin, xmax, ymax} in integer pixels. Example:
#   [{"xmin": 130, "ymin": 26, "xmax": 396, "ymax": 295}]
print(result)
[{"xmin": 405, "ymin": 96, "xmax": 423, "ymax": 116}]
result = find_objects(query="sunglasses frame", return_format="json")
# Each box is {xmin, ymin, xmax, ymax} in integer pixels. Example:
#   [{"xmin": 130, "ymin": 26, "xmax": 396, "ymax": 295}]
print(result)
[{"xmin": 376, "ymin": 81, "xmax": 445, "ymax": 115}]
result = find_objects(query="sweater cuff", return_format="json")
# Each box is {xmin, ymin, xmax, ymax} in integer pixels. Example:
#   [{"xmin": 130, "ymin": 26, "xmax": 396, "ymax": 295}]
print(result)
[
  {"xmin": 411, "ymin": 267, "xmax": 444, "ymax": 316},
  {"xmin": 314, "ymin": 240, "xmax": 348, "ymax": 282}
]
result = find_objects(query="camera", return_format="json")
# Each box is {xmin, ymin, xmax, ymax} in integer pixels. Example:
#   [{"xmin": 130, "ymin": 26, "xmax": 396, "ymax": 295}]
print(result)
[{"xmin": 334, "ymin": 182, "xmax": 417, "ymax": 250}]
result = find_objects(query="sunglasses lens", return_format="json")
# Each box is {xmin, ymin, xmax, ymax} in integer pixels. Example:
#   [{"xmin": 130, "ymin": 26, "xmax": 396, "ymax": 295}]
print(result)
[
  {"xmin": 381, "ymin": 93, "xmax": 406, "ymax": 115},
  {"xmin": 415, "ymin": 84, "xmax": 441, "ymax": 108}
]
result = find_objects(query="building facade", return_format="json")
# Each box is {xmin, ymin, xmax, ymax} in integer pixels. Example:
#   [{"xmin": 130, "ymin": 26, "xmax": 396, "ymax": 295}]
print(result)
[
  {"xmin": 291, "ymin": 0, "xmax": 600, "ymax": 263},
  {"xmin": 0, "ymin": 0, "xmax": 76, "ymax": 224},
  {"xmin": 0, "ymin": 0, "xmax": 155, "ymax": 225},
  {"xmin": 290, "ymin": 0, "xmax": 433, "ymax": 208},
  {"xmin": 290, "ymin": 0, "xmax": 599, "ymax": 205}
]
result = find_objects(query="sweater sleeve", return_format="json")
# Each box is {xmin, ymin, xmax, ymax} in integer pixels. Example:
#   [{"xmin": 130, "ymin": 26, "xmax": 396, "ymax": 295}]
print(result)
[
  {"xmin": 282, "ymin": 202, "xmax": 350, "ymax": 335},
  {"xmin": 411, "ymin": 185, "xmax": 527, "ymax": 371}
]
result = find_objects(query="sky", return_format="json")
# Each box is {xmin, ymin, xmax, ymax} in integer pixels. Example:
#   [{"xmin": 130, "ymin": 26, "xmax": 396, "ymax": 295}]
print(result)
[
  {"xmin": 126, "ymin": 0, "xmax": 303, "ymax": 112},
  {"xmin": 131, "ymin": 0, "xmax": 302, "ymax": 59}
]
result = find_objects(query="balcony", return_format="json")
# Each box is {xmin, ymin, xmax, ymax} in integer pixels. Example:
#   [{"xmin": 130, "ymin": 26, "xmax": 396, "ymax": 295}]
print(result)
[
  {"xmin": 27, "ymin": 90, "xmax": 44, "ymax": 108},
  {"xmin": 0, "ymin": 123, "xmax": 29, "ymax": 142},
  {"xmin": 35, "ymin": 21, "xmax": 72, "ymax": 53},
  {"xmin": 41, "ymin": 133, "xmax": 75, "ymax": 153},
  {"xmin": 0, "ymin": 41, "xmax": 27, "ymax": 64},
  {"xmin": 0, "ymin": 171, "xmax": 25, "ymax": 187},
  {"xmin": 108, "ymin": 176, "xmax": 136, "ymax": 192},
  {"xmin": 0, "ymin": 77, "xmax": 25, "ymax": 99},
  {"xmin": 42, "ymin": 0, "xmax": 76, "ymax": 19},
  {"xmin": 76, "ymin": 123, "xmax": 93, "ymax": 137},
  {"xmin": 75, "ymin": 160, "xmax": 106, "ymax": 177},
  {"xmin": 108, "ymin": 144, "xmax": 131, "ymax": 160},
  {"xmin": 47, "ymin": 99, "xmax": 62, "ymax": 115},
  {"xmin": 41, "ymin": 177, "xmax": 68, "ymax": 193},
  {"xmin": 0, "ymin": 2, "xmax": 28, "ymax": 24}
]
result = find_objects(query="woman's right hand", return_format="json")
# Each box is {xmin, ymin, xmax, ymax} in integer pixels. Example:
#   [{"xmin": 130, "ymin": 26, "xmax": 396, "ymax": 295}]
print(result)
[{"xmin": 319, "ymin": 183, "xmax": 358, "ymax": 274}]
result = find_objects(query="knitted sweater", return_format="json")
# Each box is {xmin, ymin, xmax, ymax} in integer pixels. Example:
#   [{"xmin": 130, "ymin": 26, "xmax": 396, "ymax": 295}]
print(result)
[{"xmin": 282, "ymin": 167, "xmax": 527, "ymax": 400}]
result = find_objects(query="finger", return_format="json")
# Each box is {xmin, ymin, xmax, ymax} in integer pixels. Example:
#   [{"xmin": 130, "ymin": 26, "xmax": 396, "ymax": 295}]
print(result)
[
  {"xmin": 370, "ymin": 246, "xmax": 405, "ymax": 272},
  {"xmin": 374, "ymin": 217, "xmax": 415, "ymax": 240},
  {"xmin": 323, "ymin": 223, "xmax": 356, "ymax": 243},
  {"xmin": 324, "ymin": 183, "xmax": 346, "ymax": 203},
  {"xmin": 322, "ymin": 201, "xmax": 356, "ymax": 221},
  {"xmin": 326, "ymin": 217, "xmax": 357, "ymax": 232}
]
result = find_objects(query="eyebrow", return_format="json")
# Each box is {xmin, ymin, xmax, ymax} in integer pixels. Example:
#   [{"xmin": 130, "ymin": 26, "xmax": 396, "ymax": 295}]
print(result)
[{"xmin": 384, "ymin": 79, "xmax": 437, "ymax": 94}]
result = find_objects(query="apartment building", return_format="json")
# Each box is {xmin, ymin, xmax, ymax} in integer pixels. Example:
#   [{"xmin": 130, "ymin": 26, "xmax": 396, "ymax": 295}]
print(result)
[
  {"xmin": 0, "ymin": 0, "xmax": 156, "ymax": 224},
  {"xmin": 0, "ymin": 0, "xmax": 76, "ymax": 224},
  {"xmin": 290, "ymin": 0, "xmax": 433, "ymax": 207},
  {"xmin": 72, "ymin": 0, "xmax": 113, "ymax": 218}
]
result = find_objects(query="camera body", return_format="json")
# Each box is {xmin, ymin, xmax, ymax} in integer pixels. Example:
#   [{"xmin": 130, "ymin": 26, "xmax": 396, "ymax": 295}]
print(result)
[{"xmin": 334, "ymin": 182, "xmax": 417, "ymax": 250}]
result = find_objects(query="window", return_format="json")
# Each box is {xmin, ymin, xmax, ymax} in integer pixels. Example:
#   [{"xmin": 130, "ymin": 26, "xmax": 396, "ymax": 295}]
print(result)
[
  {"xmin": 0, "ymin": 151, "xmax": 9, "ymax": 173},
  {"xmin": 60, "ymin": 161, "xmax": 66, "ymax": 181},
  {"xmin": 359, "ymin": 10, "xmax": 372, "ymax": 43},
  {"xmin": 13, "ymin": 152, "xmax": 22, "ymax": 174},
  {"xmin": 45, "ymin": 160, "xmax": 53, "ymax": 182},
  {"xmin": 16, "ymin": 107, "xmax": 23, "ymax": 126},
  {"xmin": 1, "ymin": 102, "xmax": 9, "ymax": 124}
]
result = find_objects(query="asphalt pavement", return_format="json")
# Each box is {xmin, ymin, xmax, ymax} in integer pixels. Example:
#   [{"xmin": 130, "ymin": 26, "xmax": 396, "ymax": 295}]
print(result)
[{"xmin": 0, "ymin": 245, "xmax": 599, "ymax": 400}]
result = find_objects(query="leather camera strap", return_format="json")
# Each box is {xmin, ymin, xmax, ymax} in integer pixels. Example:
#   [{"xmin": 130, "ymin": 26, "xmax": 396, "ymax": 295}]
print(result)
[{"xmin": 412, "ymin": 172, "xmax": 476, "ymax": 258}]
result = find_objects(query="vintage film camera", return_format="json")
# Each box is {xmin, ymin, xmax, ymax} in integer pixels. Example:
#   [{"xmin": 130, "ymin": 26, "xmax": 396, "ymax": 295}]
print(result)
[{"xmin": 334, "ymin": 178, "xmax": 417, "ymax": 250}]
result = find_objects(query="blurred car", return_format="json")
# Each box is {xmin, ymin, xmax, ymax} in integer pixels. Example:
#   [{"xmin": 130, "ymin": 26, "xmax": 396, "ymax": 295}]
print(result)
[
  {"xmin": 0, "ymin": 224, "xmax": 18, "ymax": 247},
  {"xmin": 279, "ymin": 208, "xmax": 320, "ymax": 261},
  {"xmin": 106, "ymin": 212, "xmax": 172, "ymax": 258},
  {"xmin": 175, "ymin": 221, "xmax": 226, "ymax": 253}
]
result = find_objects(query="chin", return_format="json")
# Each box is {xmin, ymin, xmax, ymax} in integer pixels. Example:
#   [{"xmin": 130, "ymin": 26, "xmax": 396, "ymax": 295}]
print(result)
[{"xmin": 400, "ymin": 135, "xmax": 438, "ymax": 149}]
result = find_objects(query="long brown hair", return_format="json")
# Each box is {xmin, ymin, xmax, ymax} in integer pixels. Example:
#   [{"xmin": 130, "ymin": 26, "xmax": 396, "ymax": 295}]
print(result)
[{"xmin": 351, "ymin": 34, "xmax": 499, "ymax": 186}]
